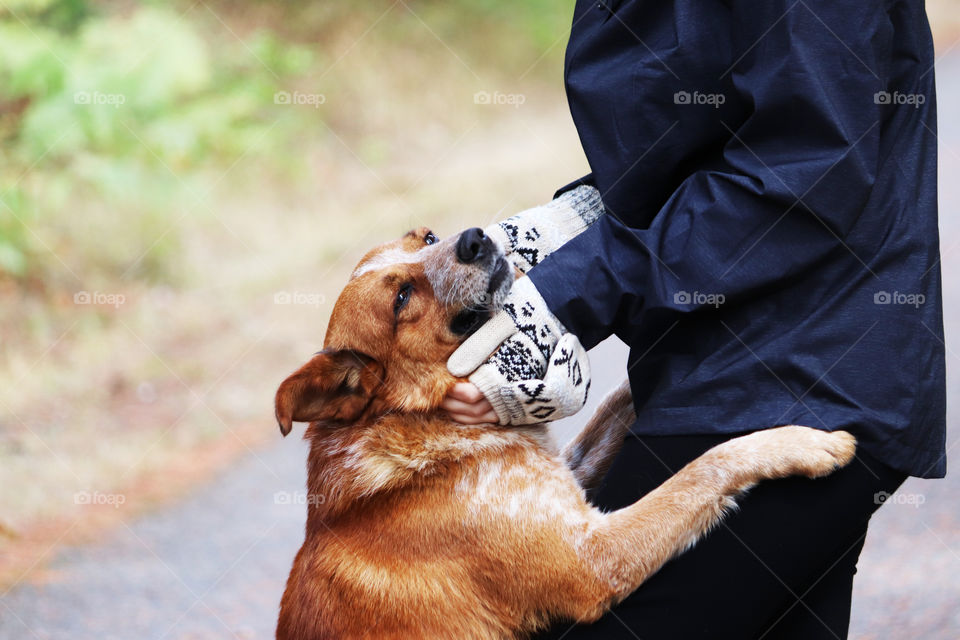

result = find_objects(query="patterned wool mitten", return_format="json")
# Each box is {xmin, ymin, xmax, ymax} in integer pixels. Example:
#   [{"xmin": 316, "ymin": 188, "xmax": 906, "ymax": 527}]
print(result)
[
  {"xmin": 485, "ymin": 185, "xmax": 605, "ymax": 274},
  {"xmin": 447, "ymin": 277, "xmax": 591, "ymax": 425}
]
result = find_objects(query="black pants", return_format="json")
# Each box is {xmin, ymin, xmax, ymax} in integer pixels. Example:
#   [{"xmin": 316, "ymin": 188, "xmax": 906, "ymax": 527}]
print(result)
[{"xmin": 533, "ymin": 432, "xmax": 907, "ymax": 640}]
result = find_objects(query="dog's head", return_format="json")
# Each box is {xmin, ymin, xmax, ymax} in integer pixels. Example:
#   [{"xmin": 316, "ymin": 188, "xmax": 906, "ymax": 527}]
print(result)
[{"xmin": 275, "ymin": 226, "xmax": 513, "ymax": 435}]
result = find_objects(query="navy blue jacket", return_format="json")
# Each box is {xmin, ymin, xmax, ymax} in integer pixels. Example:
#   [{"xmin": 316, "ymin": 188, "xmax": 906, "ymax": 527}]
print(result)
[{"xmin": 528, "ymin": 0, "xmax": 946, "ymax": 478}]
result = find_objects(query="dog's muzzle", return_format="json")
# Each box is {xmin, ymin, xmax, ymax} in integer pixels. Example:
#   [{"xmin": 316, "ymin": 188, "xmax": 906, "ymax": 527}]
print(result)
[
  {"xmin": 455, "ymin": 227, "xmax": 495, "ymax": 264},
  {"xmin": 447, "ymin": 228, "xmax": 513, "ymax": 337}
]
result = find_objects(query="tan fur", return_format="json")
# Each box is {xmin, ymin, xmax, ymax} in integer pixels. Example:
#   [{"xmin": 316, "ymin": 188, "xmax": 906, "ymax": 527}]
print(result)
[
  {"xmin": 274, "ymin": 227, "xmax": 857, "ymax": 639},
  {"xmin": 561, "ymin": 378, "xmax": 636, "ymax": 497}
]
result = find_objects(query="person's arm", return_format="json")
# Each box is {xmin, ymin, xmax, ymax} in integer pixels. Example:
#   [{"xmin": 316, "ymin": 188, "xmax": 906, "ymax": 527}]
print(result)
[{"xmin": 530, "ymin": 0, "xmax": 885, "ymax": 349}]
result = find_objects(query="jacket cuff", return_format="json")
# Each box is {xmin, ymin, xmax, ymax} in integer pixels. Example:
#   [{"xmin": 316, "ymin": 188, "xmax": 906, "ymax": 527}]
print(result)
[
  {"xmin": 553, "ymin": 174, "xmax": 596, "ymax": 200},
  {"xmin": 527, "ymin": 217, "xmax": 619, "ymax": 351}
]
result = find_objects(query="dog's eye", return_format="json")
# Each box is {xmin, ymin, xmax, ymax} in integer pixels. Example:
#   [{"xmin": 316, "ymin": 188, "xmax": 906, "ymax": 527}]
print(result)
[
  {"xmin": 424, "ymin": 232, "xmax": 438, "ymax": 245},
  {"xmin": 394, "ymin": 283, "xmax": 413, "ymax": 315}
]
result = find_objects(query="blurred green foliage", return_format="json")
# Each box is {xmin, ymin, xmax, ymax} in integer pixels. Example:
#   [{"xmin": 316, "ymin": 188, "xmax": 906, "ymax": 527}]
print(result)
[
  {"xmin": 0, "ymin": 1, "xmax": 312, "ymax": 283},
  {"xmin": 0, "ymin": 0, "xmax": 571, "ymax": 287}
]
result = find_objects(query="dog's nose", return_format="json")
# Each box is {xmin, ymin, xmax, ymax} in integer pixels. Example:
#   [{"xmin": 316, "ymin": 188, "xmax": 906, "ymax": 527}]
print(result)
[{"xmin": 456, "ymin": 227, "xmax": 490, "ymax": 264}]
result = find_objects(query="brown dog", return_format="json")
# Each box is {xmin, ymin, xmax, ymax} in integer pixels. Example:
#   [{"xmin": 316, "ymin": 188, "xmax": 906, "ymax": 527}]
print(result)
[{"xmin": 274, "ymin": 226, "xmax": 856, "ymax": 639}]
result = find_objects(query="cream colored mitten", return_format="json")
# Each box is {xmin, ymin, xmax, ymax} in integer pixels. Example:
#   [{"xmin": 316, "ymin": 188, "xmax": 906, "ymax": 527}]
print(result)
[
  {"xmin": 485, "ymin": 185, "xmax": 604, "ymax": 274},
  {"xmin": 447, "ymin": 277, "xmax": 591, "ymax": 425}
]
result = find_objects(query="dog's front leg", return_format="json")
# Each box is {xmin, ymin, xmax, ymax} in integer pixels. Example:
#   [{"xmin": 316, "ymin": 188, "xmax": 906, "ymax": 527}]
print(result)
[{"xmin": 572, "ymin": 426, "xmax": 856, "ymax": 618}]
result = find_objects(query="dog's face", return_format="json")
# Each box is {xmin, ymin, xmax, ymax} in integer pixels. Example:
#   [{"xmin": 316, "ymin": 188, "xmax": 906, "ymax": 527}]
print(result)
[{"xmin": 275, "ymin": 226, "xmax": 513, "ymax": 434}]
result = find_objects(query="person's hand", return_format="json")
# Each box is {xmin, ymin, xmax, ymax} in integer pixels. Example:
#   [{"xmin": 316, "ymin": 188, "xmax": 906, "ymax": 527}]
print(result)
[
  {"xmin": 441, "ymin": 382, "xmax": 498, "ymax": 424},
  {"xmin": 443, "ymin": 186, "xmax": 601, "ymax": 426},
  {"xmin": 485, "ymin": 185, "xmax": 604, "ymax": 274},
  {"xmin": 447, "ymin": 277, "xmax": 591, "ymax": 425}
]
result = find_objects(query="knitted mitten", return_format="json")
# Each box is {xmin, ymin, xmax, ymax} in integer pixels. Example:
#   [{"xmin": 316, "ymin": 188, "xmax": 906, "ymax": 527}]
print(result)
[
  {"xmin": 485, "ymin": 185, "xmax": 605, "ymax": 274},
  {"xmin": 448, "ymin": 277, "xmax": 591, "ymax": 425}
]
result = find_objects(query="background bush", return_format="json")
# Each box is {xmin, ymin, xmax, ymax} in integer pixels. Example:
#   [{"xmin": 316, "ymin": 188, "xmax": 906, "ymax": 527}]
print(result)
[{"xmin": 0, "ymin": 0, "xmax": 570, "ymax": 287}]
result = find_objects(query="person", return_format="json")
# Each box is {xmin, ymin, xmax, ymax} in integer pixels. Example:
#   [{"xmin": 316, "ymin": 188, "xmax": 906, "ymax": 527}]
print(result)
[{"xmin": 441, "ymin": 1, "xmax": 946, "ymax": 638}]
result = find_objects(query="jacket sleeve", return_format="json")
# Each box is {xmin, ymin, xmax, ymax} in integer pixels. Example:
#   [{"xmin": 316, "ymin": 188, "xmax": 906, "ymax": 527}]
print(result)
[{"xmin": 529, "ymin": 0, "xmax": 886, "ymax": 350}]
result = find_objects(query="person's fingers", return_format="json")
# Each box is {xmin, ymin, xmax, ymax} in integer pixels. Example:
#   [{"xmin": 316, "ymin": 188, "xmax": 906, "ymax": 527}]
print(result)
[
  {"xmin": 441, "ymin": 389, "xmax": 499, "ymax": 424},
  {"xmin": 441, "ymin": 396, "xmax": 497, "ymax": 420},
  {"xmin": 441, "ymin": 397, "xmax": 483, "ymax": 416},
  {"xmin": 446, "ymin": 408, "xmax": 500, "ymax": 425},
  {"xmin": 442, "ymin": 403, "xmax": 499, "ymax": 424},
  {"xmin": 447, "ymin": 382, "xmax": 485, "ymax": 404}
]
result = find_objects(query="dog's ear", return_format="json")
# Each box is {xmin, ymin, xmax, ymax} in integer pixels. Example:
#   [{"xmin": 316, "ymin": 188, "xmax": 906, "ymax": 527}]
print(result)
[{"xmin": 274, "ymin": 349, "xmax": 384, "ymax": 436}]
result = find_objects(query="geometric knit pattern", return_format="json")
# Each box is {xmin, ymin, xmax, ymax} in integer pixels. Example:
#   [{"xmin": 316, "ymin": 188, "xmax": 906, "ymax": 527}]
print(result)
[
  {"xmin": 463, "ymin": 278, "xmax": 590, "ymax": 425},
  {"xmin": 486, "ymin": 185, "xmax": 605, "ymax": 274}
]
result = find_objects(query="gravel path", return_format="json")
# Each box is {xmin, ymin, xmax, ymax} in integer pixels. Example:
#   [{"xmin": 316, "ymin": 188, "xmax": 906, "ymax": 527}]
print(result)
[
  {"xmin": 0, "ymin": 436, "xmax": 310, "ymax": 639},
  {"xmin": 3, "ymin": 54, "xmax": 959, "ymax": 640}
]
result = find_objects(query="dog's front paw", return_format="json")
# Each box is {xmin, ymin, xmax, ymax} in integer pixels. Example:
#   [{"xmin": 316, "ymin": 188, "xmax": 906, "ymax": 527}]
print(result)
[
  {"xmin": 726, "ymin": 426, "xmax": 857, "ymax": 482},
  {"xmin": 760, "ymin": 426, "xmax": 856, "ymax": 479}
]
